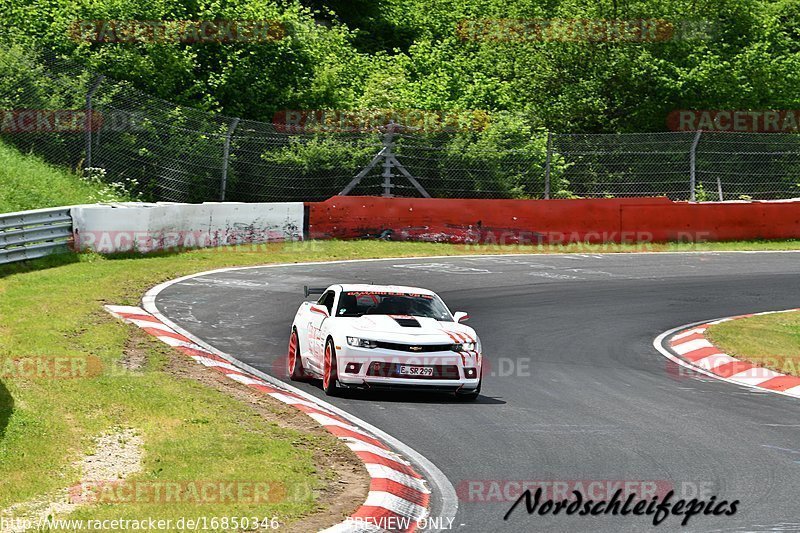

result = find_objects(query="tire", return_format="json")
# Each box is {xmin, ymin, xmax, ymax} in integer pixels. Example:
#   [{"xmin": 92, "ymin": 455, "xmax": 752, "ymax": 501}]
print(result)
[
  {"xmin": 455, "ymin": 382, "xmax": 481, "ymax": 400},
  {"xmin": 288, "ymin": 330, "xmax": 306, "ymax": 381},
  {"xmin": 322, "ymin": 339, "xmax": 341, "ymax": 396},
  {"xmin": 455, "ymin": 368, "xmax": 482, "ymax": 401}
]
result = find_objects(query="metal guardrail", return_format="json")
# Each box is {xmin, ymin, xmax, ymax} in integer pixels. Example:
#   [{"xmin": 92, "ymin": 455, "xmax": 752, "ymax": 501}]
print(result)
[{"xmin": 0, "ymin": 207, "xmax": 73, "ymax": 265}]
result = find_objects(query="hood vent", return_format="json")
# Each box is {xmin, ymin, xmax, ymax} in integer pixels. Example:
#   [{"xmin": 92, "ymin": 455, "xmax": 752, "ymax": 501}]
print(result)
[{"xmin": 390, "ymin": 315, "xmax": 421, "ymax": 328}]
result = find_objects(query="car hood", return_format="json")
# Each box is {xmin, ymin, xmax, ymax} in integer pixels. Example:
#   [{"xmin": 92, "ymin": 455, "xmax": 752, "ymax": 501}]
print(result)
[{"xmin": 339, "ymin": 314, "xmax": 477, "ymax": 343}]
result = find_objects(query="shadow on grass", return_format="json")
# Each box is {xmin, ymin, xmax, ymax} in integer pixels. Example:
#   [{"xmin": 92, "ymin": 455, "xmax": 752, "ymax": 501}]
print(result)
[
  {"xmin": 0, "ymin": 379, "xmax": 13, "ymax": 442},
  {"xmin": 0, "ymin": 250, "xmax": 80, "ymax": 278},
  {"xmin": 95, "ymin": 241, "xmax": 314, "ymax": 261}
]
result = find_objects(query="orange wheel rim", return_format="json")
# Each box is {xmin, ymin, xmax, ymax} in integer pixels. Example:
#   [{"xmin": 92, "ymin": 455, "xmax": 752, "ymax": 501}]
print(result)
[
  {"xmin": 323, "ymin": 344, "xmax": 331, "ymax": 389},
  {"xmin": 288, "ymin": 332, "xmax": 297, "ymax": 374}
]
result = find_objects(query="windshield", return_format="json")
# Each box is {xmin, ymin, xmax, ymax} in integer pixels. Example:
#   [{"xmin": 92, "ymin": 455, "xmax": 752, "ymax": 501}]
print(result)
[{"xmin": 336, "ymin": 291, "xmax": 452, "ymax": 321}]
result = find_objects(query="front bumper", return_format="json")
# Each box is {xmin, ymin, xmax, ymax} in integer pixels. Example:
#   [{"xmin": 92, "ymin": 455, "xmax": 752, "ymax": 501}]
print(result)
[{"xmin": 335, "ymin": 345, "xmax": 482, "ymax": 390}]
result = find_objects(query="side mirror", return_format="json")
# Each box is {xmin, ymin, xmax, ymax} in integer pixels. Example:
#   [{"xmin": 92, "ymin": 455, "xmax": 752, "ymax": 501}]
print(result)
[{"xmin": 453, "ymin": 311, "xmax": 469, "ymax": 323}]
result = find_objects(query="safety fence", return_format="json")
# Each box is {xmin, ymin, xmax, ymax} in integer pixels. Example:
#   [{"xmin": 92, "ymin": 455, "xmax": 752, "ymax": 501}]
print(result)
[{"xmin": 2, "ymin": 41, "xmax": 800, "ymax": 203}]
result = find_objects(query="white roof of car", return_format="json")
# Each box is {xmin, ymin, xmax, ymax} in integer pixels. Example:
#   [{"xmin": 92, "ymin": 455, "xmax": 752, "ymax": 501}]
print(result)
[{"xmin": 336, "ymin": 284, "xmax": 436, "ymax": 295}]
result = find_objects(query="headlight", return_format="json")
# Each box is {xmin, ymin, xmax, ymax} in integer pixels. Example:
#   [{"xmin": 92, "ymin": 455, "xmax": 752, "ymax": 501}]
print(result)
[
  {"xmin": 452, "ymin": 342, "xmax": 476, "ymax": 352},
  {"xmin": 347, "ymin": 337, "xmax": 378, "ymax": 348}
]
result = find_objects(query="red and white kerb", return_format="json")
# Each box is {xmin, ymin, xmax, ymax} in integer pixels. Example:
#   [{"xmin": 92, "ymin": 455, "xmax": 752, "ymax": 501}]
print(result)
[
  {"xmin": 669, "ymin": 310, "xmax": 800, "ymax": 398},
  {"xmin": 105, "ymin": 305, "xmax": 431, "ymax": 533}
]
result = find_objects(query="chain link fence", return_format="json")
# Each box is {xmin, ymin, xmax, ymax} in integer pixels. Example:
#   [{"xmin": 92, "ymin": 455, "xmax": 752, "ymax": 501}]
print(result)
[
  {"xmin": 2, "ymin": 40, "xmax": 800, "ymax": 202},
  {"xmin": 552, "ymin": 131, "xmax": 800, "ymax": 200}
]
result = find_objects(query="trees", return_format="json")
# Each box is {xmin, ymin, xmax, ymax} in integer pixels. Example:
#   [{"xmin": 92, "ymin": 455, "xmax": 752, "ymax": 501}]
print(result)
[{"xmin": 3, "ymin": 0, "xmax": 798, "ymax": 200}]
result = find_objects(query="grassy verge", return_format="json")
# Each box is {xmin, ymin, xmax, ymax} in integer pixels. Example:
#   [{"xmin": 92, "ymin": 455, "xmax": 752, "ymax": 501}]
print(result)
[
  {"xmin": 0, "ymin": 140, "xmax": 124, "ymax": 212},
  {"xmin": 706, "ymin": 311, "xmax": 800, "ymax": 377},
  {"xmin": 2, "ymin": 239, "xmax": 800, "ymax": 527}
]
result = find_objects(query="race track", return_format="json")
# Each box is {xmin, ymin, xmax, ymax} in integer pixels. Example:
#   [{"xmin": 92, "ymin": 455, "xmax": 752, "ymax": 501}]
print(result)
[{"xmin": 153, "ymin": 252, "xmax": 800, "ymax": 532}]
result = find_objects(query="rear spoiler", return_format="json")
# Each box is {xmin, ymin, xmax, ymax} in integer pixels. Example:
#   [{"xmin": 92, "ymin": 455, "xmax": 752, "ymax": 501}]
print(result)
[{"xmin": 304, "ymin": 285, "xmax": 327, "ymax": 298}]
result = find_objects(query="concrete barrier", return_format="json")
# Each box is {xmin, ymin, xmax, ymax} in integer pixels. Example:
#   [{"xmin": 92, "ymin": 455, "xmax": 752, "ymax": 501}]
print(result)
[
  {"xmin": 72, "ymin": 202, "xmax": 304, "ymax": 253},
  {"xmin": 12, "ymin": 196, "xmax": 799, "ymax": 257},
  {"xmin": 307, "ymin": 196, "xmax": 800, "ymax": 244}
]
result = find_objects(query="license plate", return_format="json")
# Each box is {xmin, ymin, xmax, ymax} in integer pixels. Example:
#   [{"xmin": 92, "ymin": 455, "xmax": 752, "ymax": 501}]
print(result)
[{"xmin": 398, "ymin": 365, "xmax": 433, "ymax": 376}]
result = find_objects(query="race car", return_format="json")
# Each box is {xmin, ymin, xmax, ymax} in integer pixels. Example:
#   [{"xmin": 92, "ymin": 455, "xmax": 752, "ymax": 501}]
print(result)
[{"xmin": 287, "ymin": 284, "xmax": 482, "ymax": 399}]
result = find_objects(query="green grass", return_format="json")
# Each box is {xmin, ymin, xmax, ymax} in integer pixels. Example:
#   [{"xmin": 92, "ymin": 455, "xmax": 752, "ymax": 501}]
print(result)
[
  {"xmin": 706, "ymin": 311, "xmax": 800, "ymax": 377},
  {"xmin": 0, "ymin": 140, "xmax": 124, "ymax": 213}
]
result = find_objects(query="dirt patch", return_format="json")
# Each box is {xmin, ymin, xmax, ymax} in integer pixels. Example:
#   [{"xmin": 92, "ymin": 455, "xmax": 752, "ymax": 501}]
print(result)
[
  {"xmin": 163, "ymin": 349, "xmax": 370, "ymax": 532},
  {"xmin": 120, "ymin": 330, "xmax": 148, "ymax": 371},
  {"xmin": 81, "ymin": 428, "xmax": 143, "ymax": 483},
  {"xmin": 0, "ymin": 428, "xmax": 143, "ymax": 533}
]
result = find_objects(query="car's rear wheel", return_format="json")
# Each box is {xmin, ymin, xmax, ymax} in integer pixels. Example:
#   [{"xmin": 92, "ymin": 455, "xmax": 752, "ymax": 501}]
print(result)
[
  {"xmin": 287, "ymin": 329, "xmax": 306, "ymax": 381},
  {"xmin": 322, "ymin": 339, "xmax": 340, "ymax": 396}
]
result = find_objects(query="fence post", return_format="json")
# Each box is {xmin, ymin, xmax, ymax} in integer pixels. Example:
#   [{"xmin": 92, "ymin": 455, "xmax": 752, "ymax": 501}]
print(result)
[
  {"xmin": 84, "ymin": 75, "xmax": 105, "ymax": 169},
  {"xmin": 381, "ymin": 129, "xmax": 396, "ymax": 197},
  {"xmin": 220, "ymin": 117, "xmax": 241, "ymax": 201},
  {"xmin": 544, "ymin": 131, "xmax": 552, "ymax": 199},
  {"xmin": 689, "ymin": 130, "xmax": 701, "ymax": 202}
]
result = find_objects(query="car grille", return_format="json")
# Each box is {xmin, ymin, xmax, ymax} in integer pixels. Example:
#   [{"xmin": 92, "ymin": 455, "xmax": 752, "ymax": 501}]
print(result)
[
  {"xmin": 374, "ymin": 341, "xmax": 455, "ymax": 353},
  {"xmin": 366, "ymin": 362, "xmax": 460, "ymax": 380}
]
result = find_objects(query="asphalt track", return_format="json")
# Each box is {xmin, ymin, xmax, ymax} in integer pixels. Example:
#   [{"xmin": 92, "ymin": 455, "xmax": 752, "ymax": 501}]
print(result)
[{"xmin": 153, "ymin": 252, "xmax": 800, "ymax": 533}]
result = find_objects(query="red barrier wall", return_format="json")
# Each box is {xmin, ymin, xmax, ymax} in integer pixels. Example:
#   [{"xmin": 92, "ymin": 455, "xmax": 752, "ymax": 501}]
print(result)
[
  {"xmin": 307, "ymin": 196, "xmax": 800, "ymax": 243},
  {"xmin": 621, "ymin": 202, "xmax": 800, "ymax": 241}
]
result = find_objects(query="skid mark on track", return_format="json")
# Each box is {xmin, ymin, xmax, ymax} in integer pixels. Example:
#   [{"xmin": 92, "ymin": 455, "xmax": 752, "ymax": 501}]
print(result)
[
  {"xmin": 180, "ymin": 277, "xmax": 268, "ymax": 288},
  {"xmin": 392, "ymin": 263, "xmax": 492, "ymax": 274},
  {"xmin": 528, "ymin": 271, "xmax": 581, "ymax": 280}
]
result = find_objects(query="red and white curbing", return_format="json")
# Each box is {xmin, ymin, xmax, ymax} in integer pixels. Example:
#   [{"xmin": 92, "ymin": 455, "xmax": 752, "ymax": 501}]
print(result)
[
  {"xmin": 667, "ymin": 309, "xmax": 800, "ymax": 399},
  {"xmin": 105, "ymin": 304, "xmax": 431, "ymax": 533}
]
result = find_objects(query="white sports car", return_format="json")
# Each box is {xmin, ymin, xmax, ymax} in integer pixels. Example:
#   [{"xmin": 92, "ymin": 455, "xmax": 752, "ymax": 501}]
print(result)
[{"xmin": 287, "ymin": 284, "xmax": 483, "ymax": 399}]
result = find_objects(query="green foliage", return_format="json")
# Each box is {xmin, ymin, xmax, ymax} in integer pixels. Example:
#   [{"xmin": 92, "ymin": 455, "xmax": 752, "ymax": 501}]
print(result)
[
  {"xmin": 0, "ymin": 140, "xmax": 128, "ymax": 212},
  {"xmin": 2, "ymin": 0, "xmax": 799, "ymax": 200},
  {"xmin": 438, "ymin": 113, "xmax": 551, "ymax": 198},
  {"xmin": 3, "ymin": 0, "xmax": 797, "ymax": 131},
  {"xmin": 261, "ymin": 135, "xmax": 376, "ymax": 172},
  {"xmin": 257, "ymin": 135, "xmax": 380, "ymax": 200},
  {"xmin": 695, "ymin": 182, "xmax": 710, "ymax": 202}
]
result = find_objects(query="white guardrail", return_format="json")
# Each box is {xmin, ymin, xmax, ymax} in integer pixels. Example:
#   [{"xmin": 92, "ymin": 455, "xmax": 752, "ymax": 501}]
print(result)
[
  {"xmin": 0, "ymin": 207, "xmax": 74, "ymax": 264},
  {"xmin": 0, "ymin": 202, "xmax": 305, "ymax": 266}
]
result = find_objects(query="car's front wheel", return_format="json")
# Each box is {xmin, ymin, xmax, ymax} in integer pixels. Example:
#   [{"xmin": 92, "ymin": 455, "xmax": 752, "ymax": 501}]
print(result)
[
  {"xmin": 455, "ymin": 368, "xmax": 482, "ymax": 401},
  {"xmin": 322, "ymin": 339, "xmax": 341, "ymax": 396}
]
